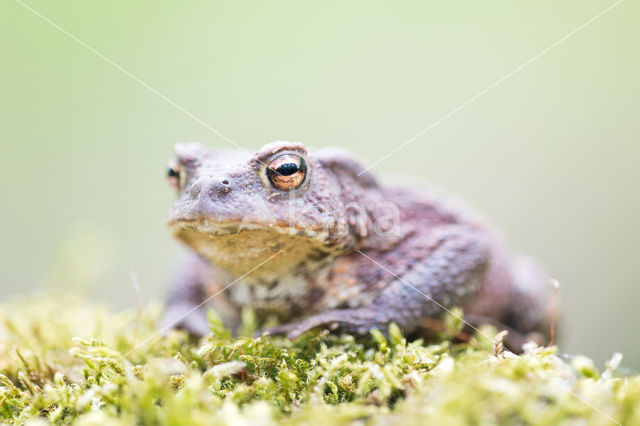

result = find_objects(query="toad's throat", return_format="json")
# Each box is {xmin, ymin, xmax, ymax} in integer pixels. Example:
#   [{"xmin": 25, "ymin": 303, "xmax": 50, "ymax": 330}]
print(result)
[{"xmin": 170, "ymin": 220, "xmax": 339, "ymax": 283}]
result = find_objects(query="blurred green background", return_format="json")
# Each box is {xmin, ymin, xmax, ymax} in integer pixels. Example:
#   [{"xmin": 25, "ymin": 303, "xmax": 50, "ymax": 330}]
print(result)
[{"xmin": 1, "ymin": 1, "xmax": 638, "ymax": 368}]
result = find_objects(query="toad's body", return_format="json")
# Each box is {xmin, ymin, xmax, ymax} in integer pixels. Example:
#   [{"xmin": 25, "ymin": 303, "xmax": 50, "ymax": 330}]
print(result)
[{"xmin": 163, "ymin": 142, "xmax": 551, "ymax": 343}]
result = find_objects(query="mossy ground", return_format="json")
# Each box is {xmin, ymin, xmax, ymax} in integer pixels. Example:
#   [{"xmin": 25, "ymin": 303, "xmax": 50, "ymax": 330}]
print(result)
[{"xmin": 0, "ymin": 296, "xmax": 638, "ymax": 425}]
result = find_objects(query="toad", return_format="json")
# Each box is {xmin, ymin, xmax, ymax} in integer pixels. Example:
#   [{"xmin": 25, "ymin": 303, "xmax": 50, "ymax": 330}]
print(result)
[{"xmin": 161, "ymin": 141, "xmax": 552, "ymax": 345}]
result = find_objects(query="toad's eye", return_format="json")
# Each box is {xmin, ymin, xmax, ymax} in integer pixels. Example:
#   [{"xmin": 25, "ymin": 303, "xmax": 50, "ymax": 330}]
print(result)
[
  {"xmin": 266, "ymin": 154, "xmax": 307, "ymax": 191},
  {"xmin": 167, "ymin": 161, "xmax": 186, "ymax": 191}
]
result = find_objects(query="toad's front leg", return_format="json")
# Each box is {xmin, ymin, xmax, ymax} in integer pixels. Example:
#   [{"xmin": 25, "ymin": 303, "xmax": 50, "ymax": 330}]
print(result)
[
  {"xmin": 263, "ymin": 226, "xmax": 490, "ymax": 339},
  {"xmin": 161, "ymin": 251, "xmax": 241, "ymax": 337}
]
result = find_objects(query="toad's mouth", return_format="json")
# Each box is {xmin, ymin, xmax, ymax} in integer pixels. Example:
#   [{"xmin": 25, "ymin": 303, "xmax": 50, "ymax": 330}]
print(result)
[{"xmin": 168, "ymin": 218, "xmax": 330, "ymax": 239}]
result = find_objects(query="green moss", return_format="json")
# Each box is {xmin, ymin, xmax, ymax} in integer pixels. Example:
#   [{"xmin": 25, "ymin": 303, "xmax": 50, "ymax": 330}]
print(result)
[{"xmin": 0, "ymin": 296, "xmax": 637, "ymax": 425}]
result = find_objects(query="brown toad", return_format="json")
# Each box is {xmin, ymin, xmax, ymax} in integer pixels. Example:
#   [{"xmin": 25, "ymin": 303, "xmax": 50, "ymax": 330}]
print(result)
[{"xmin": 161, "ymin": 141, "xmax": 552, "ymax": 345}]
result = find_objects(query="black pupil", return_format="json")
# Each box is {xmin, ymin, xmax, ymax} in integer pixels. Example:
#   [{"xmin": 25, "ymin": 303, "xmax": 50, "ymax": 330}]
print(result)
[
  {"xmin": 276, "ymin": 162, "xmax": 299, "ymax": 176},
  {"xmin": 168, "ymin": 167, "xmax": 180, "ymax": 178}
]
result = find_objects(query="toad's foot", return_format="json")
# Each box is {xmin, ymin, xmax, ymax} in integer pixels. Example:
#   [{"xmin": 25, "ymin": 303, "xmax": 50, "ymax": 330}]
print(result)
[{"xmin": 259, "ymin": 307, "xmax": 390, "ymax": 339}]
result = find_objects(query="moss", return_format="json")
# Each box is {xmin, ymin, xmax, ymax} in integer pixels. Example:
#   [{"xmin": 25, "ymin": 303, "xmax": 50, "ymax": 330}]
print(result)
[{"xmin": 0, "ymin": 296, "xmax": 637, "ymax": 425}]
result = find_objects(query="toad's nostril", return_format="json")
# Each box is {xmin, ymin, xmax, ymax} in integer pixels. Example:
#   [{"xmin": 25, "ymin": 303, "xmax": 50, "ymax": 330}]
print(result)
[{"xmin": 207, "ymin": 178, "xmax": 232, "ymax": 197}]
